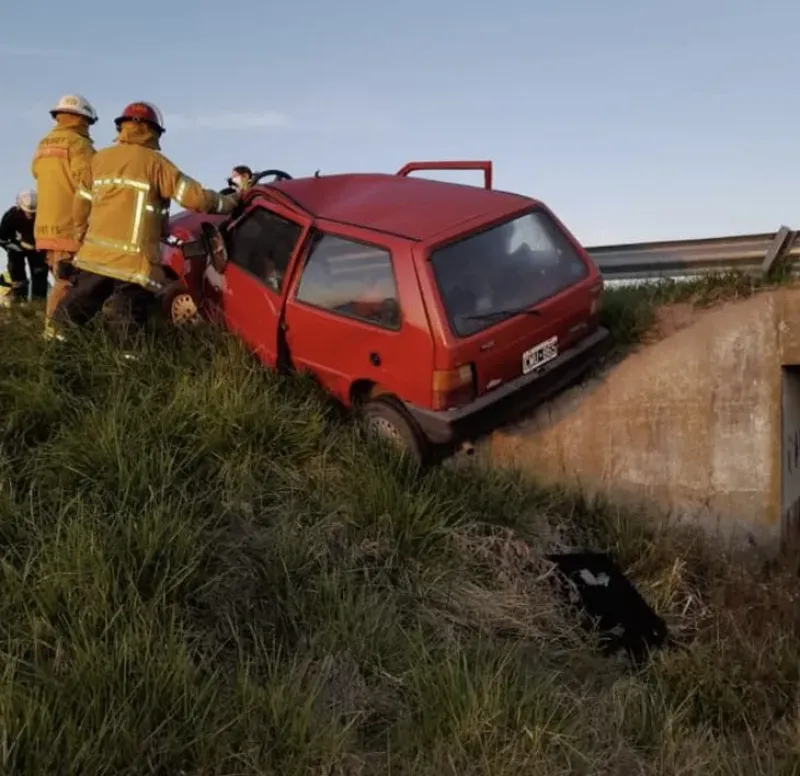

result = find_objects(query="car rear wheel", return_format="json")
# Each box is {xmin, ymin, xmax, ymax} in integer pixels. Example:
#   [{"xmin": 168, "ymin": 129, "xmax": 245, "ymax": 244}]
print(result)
[
  {"xmin": 162, "ymin": 282, "xmax": 201, "ymax": 326},
  {"xmin": 363, "ymin": 398, "xmax": 430, "ymax": 465}
]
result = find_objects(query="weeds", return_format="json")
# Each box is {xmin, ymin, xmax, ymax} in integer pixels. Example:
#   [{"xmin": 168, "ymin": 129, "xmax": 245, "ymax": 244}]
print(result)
[
  {"xmin": 600, "ymin": 270, "xmax": 795, "ymax": 347},
  {"xmin": 0, "ymin": 304, "xmax": 798, "ymax": 774}
]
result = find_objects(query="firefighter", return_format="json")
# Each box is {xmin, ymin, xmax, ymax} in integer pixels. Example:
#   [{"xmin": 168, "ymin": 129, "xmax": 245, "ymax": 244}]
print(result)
[
  {"xmin": 0, "ymin": 189, "xmax": 49, "ymax": 302},
  {"xmin": 0, "ymin": 269, "xmax": 14, "ymax": 308},
  {"xmin": 31, "ymin": 94, "xmax": 97, "ymax": 336},
  {"xmin": 51, "ymin": 101, "xmax": 239, "ymax": 345}
]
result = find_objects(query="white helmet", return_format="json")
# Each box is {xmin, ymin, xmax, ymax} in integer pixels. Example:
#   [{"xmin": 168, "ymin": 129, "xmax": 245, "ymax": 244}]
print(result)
[
  {"xmin": 50, "ymin": 94, "xmax": 98, "ymax": 125},
  {"xmin": 16, "ymin": 189, "xmax": 37, "ymax": 213}
]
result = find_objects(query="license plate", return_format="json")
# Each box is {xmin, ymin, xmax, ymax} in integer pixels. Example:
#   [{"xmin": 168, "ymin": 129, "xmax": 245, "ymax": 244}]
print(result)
[{"xmin": 522, "ymin": 336, "xmax": 558, "ymax": 374}]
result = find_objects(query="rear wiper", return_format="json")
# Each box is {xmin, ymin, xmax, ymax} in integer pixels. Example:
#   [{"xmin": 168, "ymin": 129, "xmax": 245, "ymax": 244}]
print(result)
[{"xmin": 462, "ymin": 305, "xmax": 543, "ymax": 322}]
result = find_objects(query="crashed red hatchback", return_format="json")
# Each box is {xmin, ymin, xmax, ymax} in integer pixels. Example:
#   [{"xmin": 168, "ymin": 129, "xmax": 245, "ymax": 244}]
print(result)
[{"xmin": 160, "ymin": 161, "xmax": 610, "ymax": 463}]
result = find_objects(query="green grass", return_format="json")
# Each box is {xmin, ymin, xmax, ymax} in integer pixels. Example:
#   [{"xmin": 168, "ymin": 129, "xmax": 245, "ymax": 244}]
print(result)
[
  {"xmin": 1, "ymin": 304, "xmax": 800, "ymax": 774},
  {"xmin": 601, "ymin": 270, "xmax": 796, "ymax": 348}
]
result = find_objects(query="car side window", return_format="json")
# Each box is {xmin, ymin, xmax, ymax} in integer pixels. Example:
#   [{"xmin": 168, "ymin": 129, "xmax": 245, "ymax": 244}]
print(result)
[
  {"xmin": 225, "ymin": 207, "xmax": 303, "ymax": 293},
  {"xmin": 294, "ymin": 233, "xmax": 401, "ymax": 330}
]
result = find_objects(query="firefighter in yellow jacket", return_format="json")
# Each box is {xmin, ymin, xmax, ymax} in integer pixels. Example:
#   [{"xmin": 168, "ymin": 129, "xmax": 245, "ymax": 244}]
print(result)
[
  {"xmin": 0, "ymin": 270, "xmax": 14, "ymax": 308},
  {"xmin": 31, "ymin": 94, "xmax": 97, "ymax": 336},
  {"xmin": 52, "ymin": 101, "xmax": 239, "ymax": 344}
]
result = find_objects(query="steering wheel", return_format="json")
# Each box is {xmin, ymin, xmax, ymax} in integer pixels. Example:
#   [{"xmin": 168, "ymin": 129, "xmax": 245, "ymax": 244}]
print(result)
[
  {"xmin": 220, "ymin": 168, "xmax": 294, "ymax": 196},
  {"xmin": 253, "ymin": 169, "xmax": 293, "ymax": 184}
]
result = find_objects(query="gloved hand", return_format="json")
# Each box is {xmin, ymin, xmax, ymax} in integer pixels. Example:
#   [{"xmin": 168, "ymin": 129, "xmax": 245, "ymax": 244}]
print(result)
[
  {"xmin": 54, "ymin": 259, "xmax": 76, "ymax": 281},
  {"xmin": 216, "ymin": 192, "xmax": 241, "ymax": 215}
]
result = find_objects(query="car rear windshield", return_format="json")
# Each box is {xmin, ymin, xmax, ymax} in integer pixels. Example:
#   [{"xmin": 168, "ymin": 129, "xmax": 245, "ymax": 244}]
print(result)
[{"xmin": 430, "ymin": 209, "xmax": 590, "ymax": 337}]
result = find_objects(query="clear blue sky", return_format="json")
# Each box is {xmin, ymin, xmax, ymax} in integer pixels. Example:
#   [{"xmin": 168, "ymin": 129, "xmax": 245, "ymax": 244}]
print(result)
[{"xmin": 1, "ymin": 0, "xmax": 799, "ymax": 253}]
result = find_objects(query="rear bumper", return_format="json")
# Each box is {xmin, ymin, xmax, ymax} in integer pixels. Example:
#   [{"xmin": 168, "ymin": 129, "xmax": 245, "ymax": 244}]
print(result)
[{"xmin": 405, "ymin": 326, "xmax": 612, "ymax": 445}]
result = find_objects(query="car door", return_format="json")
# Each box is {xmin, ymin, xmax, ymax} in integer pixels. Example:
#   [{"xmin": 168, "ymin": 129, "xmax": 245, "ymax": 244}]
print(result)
[
  {"xmin": 281, "ymin": 224, "xmax": 424, "ymax": 406},
  {"xmin": 204, "ymin": 200, "xmax": 311, "ymax": 368}
]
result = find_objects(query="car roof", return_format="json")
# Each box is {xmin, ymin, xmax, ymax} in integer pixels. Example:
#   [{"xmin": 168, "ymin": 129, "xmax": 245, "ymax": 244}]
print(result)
[{"xmin": 267, "ymin": 173, "xmax": 535, "ymax": 241}]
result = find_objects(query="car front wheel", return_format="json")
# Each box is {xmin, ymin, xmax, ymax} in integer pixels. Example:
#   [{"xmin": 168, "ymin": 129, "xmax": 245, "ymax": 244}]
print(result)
[
  {"xmin": 162, "ymin": 282, "xmax": 201, "ymax": 326},
  {"xmin": 363, "ymin": 398, "xmax": 430, "ymax": 465}
]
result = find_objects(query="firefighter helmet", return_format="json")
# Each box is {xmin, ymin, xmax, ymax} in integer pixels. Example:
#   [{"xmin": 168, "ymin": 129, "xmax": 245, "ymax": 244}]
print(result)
[
  {"xmin": 50, "ymin": 94, "xmax": 98, "ymax": 124},
  {"xmin": 114, "ymin": 101, "xmax": 166, "ymax": 134}
]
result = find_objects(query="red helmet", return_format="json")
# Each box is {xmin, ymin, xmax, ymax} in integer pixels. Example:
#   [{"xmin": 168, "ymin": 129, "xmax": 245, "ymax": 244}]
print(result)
[{"xmin": 114, "ymin": 101, "xmax": 166, "ymax": 133}]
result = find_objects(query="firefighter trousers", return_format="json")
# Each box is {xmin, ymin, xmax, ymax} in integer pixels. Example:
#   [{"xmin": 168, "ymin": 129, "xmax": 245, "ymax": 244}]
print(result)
[
  {"xmin": 45, "ymin": 250, "xmax": 75, "ymax": 321},
  {"xmin": 50, "ymin": 268, "xmax": 155, "ymax": 347},
  {"xmin": 7, "ymin": 250, "xmax": 48, "ymax": 301}
]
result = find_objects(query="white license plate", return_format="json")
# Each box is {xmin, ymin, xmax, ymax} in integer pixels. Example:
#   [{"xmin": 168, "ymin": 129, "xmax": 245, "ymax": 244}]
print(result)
[{"xmin": 522, "ymin": 336, "xmax": 558, "ymax": 374}]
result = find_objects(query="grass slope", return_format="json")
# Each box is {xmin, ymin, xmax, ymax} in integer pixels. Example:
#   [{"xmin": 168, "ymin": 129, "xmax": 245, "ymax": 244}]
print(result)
[{"xmin": 0, "ymin": 289, "xmax": 799, "ymax": 775}]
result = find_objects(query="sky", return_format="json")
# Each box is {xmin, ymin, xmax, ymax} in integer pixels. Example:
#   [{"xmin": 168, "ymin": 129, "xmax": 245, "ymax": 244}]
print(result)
[{"xmin": 2, "ymin": 0, "xmax": 800, "ymax": 259}]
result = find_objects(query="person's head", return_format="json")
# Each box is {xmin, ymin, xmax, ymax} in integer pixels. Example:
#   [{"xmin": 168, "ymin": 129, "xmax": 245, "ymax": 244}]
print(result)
[
  {"xmin": 49, "ymin": 94, "xmax": 98, "ymax": 128},
  {"xmin": 15, "ymin": 189, "xmax": 37, "ymax": 219},
  {"xmin": 113, "ymin": 101, "xmax": 166, "ymax": 139},
  {"xmin": 229, "ymin": 165, "xmax": 254, "ymax": 191}
]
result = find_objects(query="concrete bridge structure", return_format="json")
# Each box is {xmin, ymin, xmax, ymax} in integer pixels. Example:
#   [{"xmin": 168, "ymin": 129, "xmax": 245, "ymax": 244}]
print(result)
[{"xmin": 482, "ymin": 286, "xmax": 800, "ymax": 548}]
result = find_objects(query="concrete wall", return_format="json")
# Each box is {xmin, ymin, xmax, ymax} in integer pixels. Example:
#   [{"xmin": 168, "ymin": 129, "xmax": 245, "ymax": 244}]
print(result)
[{"xmin": 484, "ymin": 287, "xmax": 800, "ymax": 546}]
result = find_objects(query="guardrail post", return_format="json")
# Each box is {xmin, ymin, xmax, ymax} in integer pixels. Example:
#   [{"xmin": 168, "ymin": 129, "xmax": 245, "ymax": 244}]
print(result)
[{"xmin": 761, "ymin": 226, "xmax": 794, "ymax": 278}]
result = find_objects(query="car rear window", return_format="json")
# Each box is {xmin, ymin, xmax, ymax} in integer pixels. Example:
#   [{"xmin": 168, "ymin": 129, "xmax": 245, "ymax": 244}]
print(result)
[{"xmin": 430, "ymin": 209, "xmax": 590, "ymax": 337}]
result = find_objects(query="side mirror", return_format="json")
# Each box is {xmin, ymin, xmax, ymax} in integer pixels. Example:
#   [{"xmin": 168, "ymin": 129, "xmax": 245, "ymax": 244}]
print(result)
[{"xmin": 200, "ymin": 222, "xmax": 228, "ymax": 274}]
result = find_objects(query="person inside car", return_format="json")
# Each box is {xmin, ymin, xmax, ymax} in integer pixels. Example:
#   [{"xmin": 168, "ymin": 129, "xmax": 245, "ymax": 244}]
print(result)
[{"xmin": 229, "ymin": 165, "xmax": 255, "ymax": 193}]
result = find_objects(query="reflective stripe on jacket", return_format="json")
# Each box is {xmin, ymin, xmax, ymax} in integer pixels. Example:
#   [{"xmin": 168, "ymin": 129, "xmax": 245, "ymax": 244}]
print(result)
[
  {"xmin": 31, "ymin": 115, "xmax": 95, "ymax": 253},
  {"xmin": 73, "ymin": 122, "xmax": 237, "ymax": 291}
]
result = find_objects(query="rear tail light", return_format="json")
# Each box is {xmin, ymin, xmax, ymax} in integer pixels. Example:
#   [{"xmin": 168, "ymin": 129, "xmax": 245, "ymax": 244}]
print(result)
[{"xmin": 432, "ymin": 364, "xmax": 476, "ymax": 410}]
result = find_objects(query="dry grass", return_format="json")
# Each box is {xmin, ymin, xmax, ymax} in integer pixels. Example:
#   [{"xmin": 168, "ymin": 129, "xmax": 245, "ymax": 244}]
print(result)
[{"xmin": 0, "ymin": 304, "xmax": 799, "ymax": 775}]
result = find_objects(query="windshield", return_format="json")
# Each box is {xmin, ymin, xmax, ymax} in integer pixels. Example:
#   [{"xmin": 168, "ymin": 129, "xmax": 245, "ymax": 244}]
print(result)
[{"xmin": 430, "ymin": 209, "xmax": 590, "ymax": 337}]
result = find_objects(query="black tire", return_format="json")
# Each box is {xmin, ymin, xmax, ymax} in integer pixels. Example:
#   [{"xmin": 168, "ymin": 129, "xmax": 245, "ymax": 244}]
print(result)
[
  {"xmin": 161, "ymin": 281, "xmax": 201, "ymax": 325},
  {"xmin": 363, "ymin": 397, "xmax": 430, "ymax": 465}
]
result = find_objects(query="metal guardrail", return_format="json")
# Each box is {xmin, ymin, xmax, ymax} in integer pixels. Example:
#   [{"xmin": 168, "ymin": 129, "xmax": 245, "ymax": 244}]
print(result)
[{"xmin": 585, "ymin": 226, "xmax": 799, "ymax": 281}]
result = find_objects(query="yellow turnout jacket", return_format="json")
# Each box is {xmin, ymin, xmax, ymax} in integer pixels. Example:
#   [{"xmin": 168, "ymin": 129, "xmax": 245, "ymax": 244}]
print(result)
[{"xmin": 73, "ymin": 121, "xmax": 237, "ymax": 290}]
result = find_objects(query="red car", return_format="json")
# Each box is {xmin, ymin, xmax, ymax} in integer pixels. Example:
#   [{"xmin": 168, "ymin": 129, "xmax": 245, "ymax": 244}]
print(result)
[{"xmin": 160, "ymin": 161, "xmax": 610, "ymax": 463}]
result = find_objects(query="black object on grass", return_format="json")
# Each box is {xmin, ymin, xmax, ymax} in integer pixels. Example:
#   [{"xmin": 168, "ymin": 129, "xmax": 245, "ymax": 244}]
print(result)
[{"xmin": 547, "ymin": 551, "xmax": 670, "ymax": 664}]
